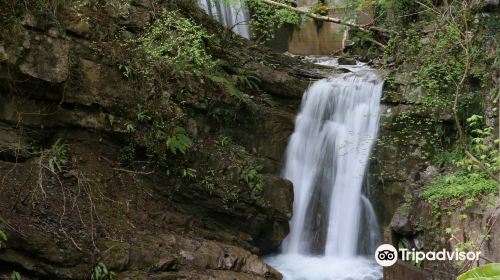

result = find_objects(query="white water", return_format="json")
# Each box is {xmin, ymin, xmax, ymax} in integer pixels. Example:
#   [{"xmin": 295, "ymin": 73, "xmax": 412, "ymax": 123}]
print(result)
[
  {"xmin": 266, "ymin": 70, "xmax": 384, "ymax": 279},
  {"xmin": 198, "ymin": 0, "xmax": 251, "ymax": 39}
]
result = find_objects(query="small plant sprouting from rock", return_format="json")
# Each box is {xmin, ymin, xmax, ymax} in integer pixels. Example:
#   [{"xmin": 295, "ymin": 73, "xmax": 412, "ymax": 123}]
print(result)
[
  {"xmin": 10, "ymin": 271, "xmax": 21, "ymax": 280},
  {"xmin": 165, "ymin": 127, "xmax": 192, "ymax": 155},
  {"xmin": 136, "ymin": 105, "xmax": 151, "ymax": 123},
  {"xmin": 48, "ymin": 139, "xmax": 68, "ymax": 173},
  {"xmin": 125, "ymin": 123, "xmax": 135, "ymax": 133},
  {"xmin": 240, "ymin": 165, "xmax": 264, "ymax": 196},
  {"xmin": 218, "ymin": 135, "xmax": 230, "ymax": 147},
  {"xmin": 207, "ymin": 74, "xmax": 256, "ymax": 109},
  {"xmin": 91, "ymin": 262, "xmax": 115, "ymax": 280},
  {"xmin": 202, "ymin": 170, "xmax": 216, "ymax": 194},
  {"xmin": 0, "ymin": 229, "xmax": 7, "ymax": 249},
  {"xmin": 181, "ymin": 168, "xmax": 197, "ymax": 180}
]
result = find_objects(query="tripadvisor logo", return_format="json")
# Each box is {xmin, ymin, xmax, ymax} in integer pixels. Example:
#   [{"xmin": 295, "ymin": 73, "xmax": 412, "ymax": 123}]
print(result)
[
  {"xmin": 375, "ymin": 244, "xmax": 398, "ymax": 267},
  {"xmin": 374, "ymin": 244, "xmax": 481, "ymax": 267}
]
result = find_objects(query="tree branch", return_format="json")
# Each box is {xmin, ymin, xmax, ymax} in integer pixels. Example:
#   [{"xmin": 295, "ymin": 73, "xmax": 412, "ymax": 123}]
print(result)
[{"xmin": 258, "ymin": 0, "xmax": 390, "ymax": 35}]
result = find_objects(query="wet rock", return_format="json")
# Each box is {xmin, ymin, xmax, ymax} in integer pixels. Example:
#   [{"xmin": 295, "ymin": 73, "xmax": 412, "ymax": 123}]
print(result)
[
  {"xmin": 226, "ymin": 165, "xmax": 241, "ymax": 183},
  {"xmin": 471, "ymin": 0, "xmax": 499, "ymax": 11},
  {"xmin": 187, "ymin": 118, "xmax": 198, "ymax": 138},
  {"xmin": 0, "ymin": 233, "xmax": 89, "ymax": 279},
  {"xmin": 253, "ymin": 108, "xmax": 295, "ymax": 168},
  {"xmin": 122, "ymin": 6, "xmax": 152, "ymax": 30},
  {"xmin": 262, "ymin": 175, "xmax": 293, "ymax": 219},
  {"xmin": 21, "ymin": 13, "xmax": 38, "ymax": 29},
  {"xmin": 65, "ymin": 19, "xmax": 92, "ymax": 38},
  {"xmin": 390, "ymin": 206, "xmax": 412, "ymax": 235},
  {"xmin": 0, "ymin": 45, "xmax": 7, "ymax": 62},
  {"xmin": 132, "ymin": 0, "xmax": 153, "ymax": 8},
  {"xmin": 155, "ymin": 255, "xmax": 178, "ymax": 271},
  {"xmin": 418, "ymin": 165, "xmax": 438, "ymax": 184},
  {"xmin": 247, "ymin": 61, "xmax": 308, "ymax": 99},
  {"xmin": 99, "ymin": 241, "xmax": 130, "ymax": 271},
  {"xmin": 413, "ymin": 234, "xmax": 424, "ymax": 250},
  {"xmin": 0, "ymin": 122, "xmax": 33, "ymax": 160},
  {"xmin": 18, "ymin": 33, "xmax": 69, "ymax": 83},
  {"xmin": 66, "ymin": 58, "xmax": 132, "ymax": 108},
  {"xmin": 338, "ymin": 57, "xmax": 357, "ymax": 65},
  {"xmin": 176, "ymin": 237, "xmax": 281, "ymax": 279}
]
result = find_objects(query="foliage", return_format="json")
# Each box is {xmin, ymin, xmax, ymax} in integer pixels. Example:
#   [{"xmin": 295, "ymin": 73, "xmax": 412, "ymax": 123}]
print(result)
[
  {"xmin": 218, "ymin": 135, "xmax": 230, "ymax": 147},
  {"xmin": 311, "ymin": 3, "xmax": 329, "ymax": 16},
  {"xmin": 433, "ymin": 146, "xmax": 464, "ymax": 168},
  {"xmin": 457, "ymin": 115, "xmax": 500, "ymax": 175},
  {"xmin": 137, "ymin": 114, "xmax": 194, "ymax": 166},
  {"xmin": 10, "ymin": 271, "xmax": 21, "ymax": 280},
  {"xmin": 118, "ymin": 142, "xmax": 136, "ymax": 164},
  {"xmin": 232, "ymin": 72, "xmax": 261, "ymax": 91},
  {"xmin": 202, "ymin": 169, "xmax": 216, "ymax": 194},
  {"xmin": 133, "ymin": 11, "xmax": 216, "ymax": 75},
  {"xmin": 136, "ymin": 106, "xmax": 151, "ymax": 123},
  {"xmin": 181, "ymin": 168, "xmax": 197, "ymax": 179},
  {"xmin": 48, "ymin": 139, "xmax": 68, "ymax": 173},
  {"xmin": 375, "ymin": 0, "xmax": 423, "ymax": 27},
  {"xmin": 164, "ymin": 127, "xmax": 193, "ymax": 155},
  {"xmin": 457, "ymin": 263, "xmax": 500, "ymax": 280},
  {"xmin": 384, "ymin": 24, "xmax": 467, "ymax": 110},
  {"xmin": 421, "ymin": 172, "xmax": 498, "ymax": 203},
  {"xmin": 244, "ymin": 0, "xmax": 300, "ymax": 42},
  {"xmin": 91, "ymin": 263, "xmax": 115, "ymax": 280},
  {"xmin": 207, "ymin": 74, "xmax": 256, "ymax": 109},
  {"xmin": 240, "ymin": 165, "xmax": 264, "ymax": 195},
  {"xmin": 0, "ymin": 229, "xmax": 7, "ymax": 249}
]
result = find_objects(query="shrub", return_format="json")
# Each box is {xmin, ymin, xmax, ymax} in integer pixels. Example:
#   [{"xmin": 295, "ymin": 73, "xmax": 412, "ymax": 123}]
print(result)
[
  {"xmin": 421, "ymin": 172, "xmax": 498, "ymax": 203},
  {"xmin": 134, "ymin": 11, "xmax": 217, "ymax": 75}
]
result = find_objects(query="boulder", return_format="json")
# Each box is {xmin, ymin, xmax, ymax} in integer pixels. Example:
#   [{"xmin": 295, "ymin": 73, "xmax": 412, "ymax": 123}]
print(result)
[
  {"xmin": 390, "ymin": 205, "xmax": 412, "ymax": 235},
  {"xmin": 338, "ymin": 57, "xmax": 357, "ymax": 65}
]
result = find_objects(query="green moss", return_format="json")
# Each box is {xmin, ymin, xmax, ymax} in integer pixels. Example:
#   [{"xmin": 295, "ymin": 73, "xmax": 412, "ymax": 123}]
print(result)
[{"xmin": 421, "ymin": 172, "xmax": 498, "ymax": 203}]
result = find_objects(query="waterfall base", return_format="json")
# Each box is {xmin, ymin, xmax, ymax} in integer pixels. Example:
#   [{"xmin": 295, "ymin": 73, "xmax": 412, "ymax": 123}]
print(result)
[{"xmin": 265, "ymin": 254, "xmax": 382, "ymax": 280}]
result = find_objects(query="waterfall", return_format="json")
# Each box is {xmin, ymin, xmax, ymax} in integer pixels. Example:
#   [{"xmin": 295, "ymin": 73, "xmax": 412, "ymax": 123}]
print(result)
[
  {"xmin": 266, "ymin": 70, "xmax": 384, "ymax": 280},
  {"xmin": 198, "ymin": 0, "xmax": 251, "ymax": 39}
]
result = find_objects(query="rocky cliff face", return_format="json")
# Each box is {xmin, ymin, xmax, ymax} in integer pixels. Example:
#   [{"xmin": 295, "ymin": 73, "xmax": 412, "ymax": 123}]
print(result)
[
  {"xmin": 0, "ymin": 1, "xmax": 325, "ymax": 279},
  {"xmin": 370, "ymin": 3, "xmax": 500, "ymax": 276}
]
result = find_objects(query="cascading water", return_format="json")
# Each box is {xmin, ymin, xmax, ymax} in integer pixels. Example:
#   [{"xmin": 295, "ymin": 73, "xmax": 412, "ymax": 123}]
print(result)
[
  {"xmin": 198, "ymin": 0, "xmax": 251, "ymax": 39},
  {"xmin": 266, "ymin": 69, "xmax": 384, "ymax": 280}
]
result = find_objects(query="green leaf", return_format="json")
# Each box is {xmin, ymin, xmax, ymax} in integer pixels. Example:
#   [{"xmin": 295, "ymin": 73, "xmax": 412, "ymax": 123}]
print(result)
[{"xmin": 457, "ymin": 263, "xmax": 500, "ymax": 280}]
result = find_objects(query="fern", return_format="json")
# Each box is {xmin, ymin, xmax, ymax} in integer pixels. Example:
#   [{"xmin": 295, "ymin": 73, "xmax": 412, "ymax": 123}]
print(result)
[
  {"xmin": 48, "ymin": 139, "xmax": 68, "ymax": 173},
  {"xmin": 207, "ymin": 75, "xmax": 256, "ymax": 108},
  {"xmin": 165, "ymin": 127, "xmax": 192, "ymax": 155},
  {"xmin": 241, "ymin": 165, "xmax": 264, "ymax": 195},
  {"xmin": 92, "ymin": 263, "xmax": 115, "ymax": 280}
]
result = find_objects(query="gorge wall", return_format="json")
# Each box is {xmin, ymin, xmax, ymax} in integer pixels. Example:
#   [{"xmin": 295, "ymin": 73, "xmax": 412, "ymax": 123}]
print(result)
[{"xmin": 0, "ymin": 0, "xmax": 325, "ymax": 278}]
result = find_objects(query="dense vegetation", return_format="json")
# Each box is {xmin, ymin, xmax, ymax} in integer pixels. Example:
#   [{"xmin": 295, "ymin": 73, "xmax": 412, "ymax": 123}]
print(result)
[{"xmin": 0, "ymin": 0, "xmax": 497, "ymax": 278}]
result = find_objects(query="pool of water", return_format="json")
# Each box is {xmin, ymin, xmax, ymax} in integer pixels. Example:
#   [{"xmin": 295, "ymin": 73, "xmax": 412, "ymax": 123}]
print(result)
[{"xmin": 265, "ymin": 254, "xmax": 382, "ymax": 280}]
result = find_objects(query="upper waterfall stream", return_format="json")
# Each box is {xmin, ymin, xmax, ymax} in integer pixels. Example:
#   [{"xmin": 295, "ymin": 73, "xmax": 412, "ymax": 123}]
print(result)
[
  {"xmin": 198, "ymin": 0, "xmax": 250, "ymax": 39},
  {"xmin": 266, "ymin": 69, "xmax": 384, "ymax": 280}
]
